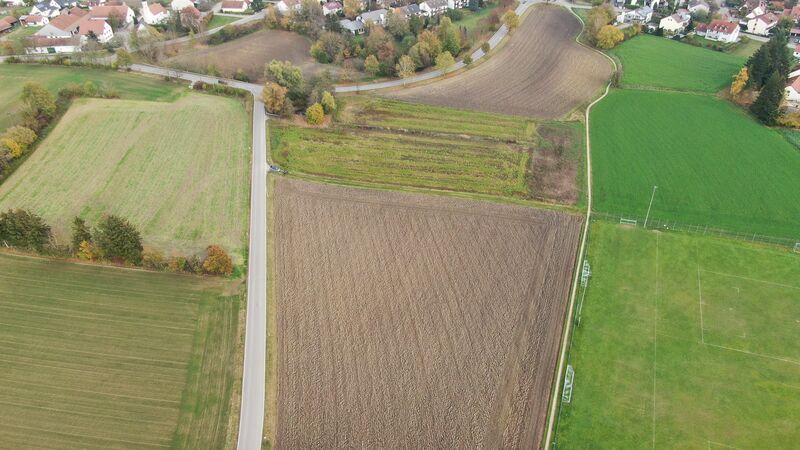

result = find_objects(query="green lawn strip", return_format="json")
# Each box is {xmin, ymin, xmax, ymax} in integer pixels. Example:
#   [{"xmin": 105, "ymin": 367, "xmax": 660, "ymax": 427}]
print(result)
[
  {"xmin": 270, "ymin": 122, "xmax": 529, "ymax": 197},
  {"xmin": 0, "ymin": 93, "xmax": 251, "ymax": 260},
  {"xmin": 556, "ymin": 221, "xmax": 800, "ymax": 449},
  {"xmin": 0, "ymin": 64, "xmax": 185, "ymax": 130},
  {"xmin": 591, "ymin": 89, "xmax": 800, "ymax": 238},
  {"xmin": 341, "ymin": 96, "xmax": 536, "ymax": 142},
  {"xmin": 208, "ymin": 14, "xmax": 240, "ymax": 29},
  {"xmin": 454, "ymin": 3, "xmax": 499, "ymax": 34},
  {"xmin": 610, "ymin": 34, "xmax": 745, "ymax": 93},
  {"xmin": 0, "ymin": 253, "xmax": 241, "ymax": 449}
]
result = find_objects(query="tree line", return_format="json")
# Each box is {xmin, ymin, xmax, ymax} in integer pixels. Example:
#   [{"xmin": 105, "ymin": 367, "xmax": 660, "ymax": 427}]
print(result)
[{"xmin": 0, "ymin": 209, "xmax": 234, "ymax": 276}]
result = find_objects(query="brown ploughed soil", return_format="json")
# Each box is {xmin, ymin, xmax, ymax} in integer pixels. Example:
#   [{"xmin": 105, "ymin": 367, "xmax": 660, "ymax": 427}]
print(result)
[
  {"xmin": 385, "ymin": 5, "xmax": 612, "ymax": 118},
  {"xmin": 273, "ymin": 178, "xmax": 582, "ymax": 449}
]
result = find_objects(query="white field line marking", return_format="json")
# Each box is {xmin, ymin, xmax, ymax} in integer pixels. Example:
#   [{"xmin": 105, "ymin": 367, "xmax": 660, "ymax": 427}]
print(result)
[
  {"xmin": 697, "ymin": 265, "xmax": 706, "ymax": 344},
  {"xmin": 700, "ymin": 270, "xmax": 800, "ymax": 290},
  {"xmin": 704, "ymin": 343, "xmax": 800, "ymax": 367},
  {"xmin": 708, "ymin": 440, "xmax": 744, "ymax": 450},
  {"xmin": 653, "ymin": 233, "xmax": 660, "ymax": 450}
]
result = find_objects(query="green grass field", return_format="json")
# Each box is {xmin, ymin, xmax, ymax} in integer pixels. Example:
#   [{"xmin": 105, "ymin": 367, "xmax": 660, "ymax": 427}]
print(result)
[
  {"xmin": 0, "ymin": 64, "xmax": 184, "ymax": 130},
  {"xmin": 591, "ymin": 89, "xmax": 800, "ymax": 238},
  {"xmin": 0, "ymin": 94, "xmax": 251, "ymax": 259},
  {"xmin": 274, "ymin": 97, "xmax": 583, "ymax": 203},
  {"xmin": 555, "ymin": 221, "xmax": 800, "ymax": 449},
  {"xmin": 610, "ymin": 35, "xmax": 745, "ymax": 93},
  {"xmin": 207, "ymin": 14, "xmax": 239, "ymax": 29},
  {"xmin": 0, "ymin": 253, "xmax": 242, "ymax": 449}
]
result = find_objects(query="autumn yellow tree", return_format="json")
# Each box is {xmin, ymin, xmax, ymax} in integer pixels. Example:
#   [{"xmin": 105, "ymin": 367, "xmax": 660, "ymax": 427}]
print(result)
[
  {"xmin": 596, "ymin": 25, "xmax": 624, "ymax": 49},
  {"xmin": 502, "ymin": 10, "xmax": 519, "ymax": 31},
  {"xmin": 262, "ymin": 82, "xmax": 288, "ymax": 114},
  {"xmin": 395, "ymin": 54, "xmax": 416, "ymax": 81},
  {"xmin": 306, "ymin": 102, "xmax": 325, "ymax": 125},
  {"xmin": 321, "ymin": 91, "xmax": 337, "ymax": 114},
  {"xmin": 0, "ymin": 126, "xmax": 37, "ymax": 158},
  {"xmin": 730, "ymin": 67, "xmax": 749, "ymax": 98},
  {"xmin": 202, "ymin": 245, "xmax": 233, "ymax": 276}
]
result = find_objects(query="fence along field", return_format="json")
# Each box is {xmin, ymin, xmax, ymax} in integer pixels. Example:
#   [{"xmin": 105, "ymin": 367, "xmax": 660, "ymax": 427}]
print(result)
[
  {"xmin": 271, "ymin": 178, "xmax": 582, "ymax": 448},
  {"xmin": 272, "ymin": 96, "xmax": 585, "ymax": 205},
  {"xmin": 0, "ymin": 253, "xmax": 242, "ymax": 449},
  {"xmin": 555, "ymin": 221, "xmax": 800, "ymax": 448},
  {"xmin": 385, "ymin": 5, "xmax": 612, "ymax": 118},
  {"xmin": 0, "ymin": 93, "xmax": 251, "ymax": 259}
]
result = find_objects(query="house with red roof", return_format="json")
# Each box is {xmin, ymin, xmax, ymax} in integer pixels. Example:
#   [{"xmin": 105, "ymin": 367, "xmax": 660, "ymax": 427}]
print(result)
[
  {"xmin": 221, "ymin": 0, "xmax": 249, "ymax": 12},
  {"xmin": 747, "ymin": 10, "xmax": 779, "ymax": 35},
  {"xmin": 695, "ymin": 20, "xmax": 740, "ymax": 42},
  {"xmin": 77, "ymin": 16, "xmax": 113, "ymax": 42},
  {"xmin": 142, "ymin": 2, "xmax": 169, "ymax": 24},
  {"xmin": 22, "ymin": 15, "xmax": 50, "ymax": 27}
]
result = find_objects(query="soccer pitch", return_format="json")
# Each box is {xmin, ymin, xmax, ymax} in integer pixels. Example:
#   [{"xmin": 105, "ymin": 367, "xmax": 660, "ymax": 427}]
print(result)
[{"xmin": 555, "ymin": 221, "xmax": 800, "ymax": 448}]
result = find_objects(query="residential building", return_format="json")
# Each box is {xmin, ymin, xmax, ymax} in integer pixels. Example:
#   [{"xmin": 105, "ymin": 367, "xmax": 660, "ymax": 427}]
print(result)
[
  {"xmin": 659, "ymin": 10, "xmax": 691, "ymax": 34},
  {"xmin": 794, "ymin": 43, "xmax": 800, "ymax": 58},
  {"xmin": 141, "ymin": 2, "xmax": 169, "ymax": 24},
  {"xmin": 322, "ymin": 1, "xmax": 342, "ymax": 15},
  {"xmin": 171, "ymin": 0, "xmax": 194, "ymax": 12},
  {"xmin": 88, "ymin": 4, "xmax": 134, "ymax": 25},
  {"xmin": 77, "ymin": 17, "xmax": 112, "ymax": 42},
  {"xmin": 696, "ymin": 19, "xmax": 740, "ymax": 42},
  {"xmin": 35, "ymin": 13, "xmax": 82, "ymax": 37},
  {"xmin": 358, "ymin": 8, "xmax": 386, "ymax": 25},
  {"xmin": 785, "ymin": 75, "xmax": 800, "ymax": 105},
  {"xmin": 26, "ymin": 35, "xmax": 81, "ymax": 52},
  {"xmin": 221, "ymin": 0, "xmax": 249, "ymax": 12},
  {"xmin": 782, "ymin": 5, "xmax": 800, "ymax": 22},
  {"xmin": 30, "ymin": 2, "xmax": 62, "ymax": 18},
  {"xmin": 746, "ymin": 11, "xmax": 778, "ymax": 35},
  {"xmin": 275, "ymin": 0, "xmax": 301, "ymax": 13},
  {"xmin": 22, "ymin": 15, "xmax": 50, "ymax": 26},
  {"xmin": 617, "ymin": 6, "xmax": 652, "ymax": 24},
  {"xmin": 339, "ymin": 18, "xmax": 364, "ymax": 34},
  {"xmin": 687, "ymin": 0, "xmax": 709, "ymax": 14},
  {"xmin": 4, "ymin": 0, "xmax": 27, "ymax": 6},
  {"xmin": 0, "ymin": 17, "xmax": 13, "ymax": 33},
  {"xmin": 419, "ymin": 0, "xmax": 448, "ymax": 17},
  {"xmin": 393, "ymin": 3, "xmax": 420, "ymax": 18}
]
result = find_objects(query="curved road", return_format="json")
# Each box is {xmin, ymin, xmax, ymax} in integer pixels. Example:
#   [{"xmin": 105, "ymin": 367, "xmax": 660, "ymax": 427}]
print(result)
[{"xmin": 129, "ymin": 64, "xmax": 269, "ymax": 450}]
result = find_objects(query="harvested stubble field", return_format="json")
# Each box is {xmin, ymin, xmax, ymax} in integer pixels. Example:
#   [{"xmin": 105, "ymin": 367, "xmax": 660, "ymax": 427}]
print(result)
[
  {"xmin": 166, "ymin": 29, "xmax": 332, "ymax": 82},
  {"xmin": 385, "ymin": 5, "xmax": 612, "ymax": 118},
  {"xmin": 0, "ymin": 253, "xmax": 242, "ymax": 449},
  {"xmin": 272, "ymin": 97, "xmax": 584, "ymax": 204},
  {"xmin": 272, "ymin": 178, "xmax": 582, "ymax": 448},
  {"xmin": 0, "ymin": 94, "xmax": 251, "ymax": 259}
]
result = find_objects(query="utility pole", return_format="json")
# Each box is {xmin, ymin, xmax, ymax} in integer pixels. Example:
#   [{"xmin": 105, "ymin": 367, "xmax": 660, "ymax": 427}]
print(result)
[{"xmin": 644, "ymin": 185, "xmax": 657, "ymax": 229}]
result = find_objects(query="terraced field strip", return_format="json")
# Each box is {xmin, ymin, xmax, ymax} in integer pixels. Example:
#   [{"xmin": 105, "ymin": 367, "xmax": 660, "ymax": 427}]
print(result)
[
  {"xmin": 0, "ymin": 254, "xmax": 242, "ymax": 450},
  {"xmin": 273, "ymin": 178, "xmax": 582, "ymax": 448},
  {"xmin": 0, "ymin": 64, "xmax": 184, "ymax": 131},
  {"xmin": 0, "ymin": 93, "xmax": 251, "ymax": 259}
]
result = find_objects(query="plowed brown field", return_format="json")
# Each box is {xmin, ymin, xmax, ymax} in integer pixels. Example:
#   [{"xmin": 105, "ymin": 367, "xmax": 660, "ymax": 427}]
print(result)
[
  {"xmin": 273, "ymin": 178, "xmax": 582, "ymax": 448},
  {"xmin": 386, "ymin": 5, "xmax": 612, "ymax": 118}
]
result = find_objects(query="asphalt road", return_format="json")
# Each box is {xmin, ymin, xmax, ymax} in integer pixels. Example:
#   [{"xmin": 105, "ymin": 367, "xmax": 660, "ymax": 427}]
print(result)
[{"xmin": 129, "ymin": 64, "xmax": 268, "ymax": 450}]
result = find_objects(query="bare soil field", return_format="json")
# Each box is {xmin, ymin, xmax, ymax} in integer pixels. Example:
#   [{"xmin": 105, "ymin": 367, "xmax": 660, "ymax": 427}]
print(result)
[
  {"xmin": 272, "ymin": 178, "xmax": 582, "ymax": 448},
  {"xmin": 385, "ymin": 5, "xmax": 612, "ymax": 118},
  {"xmin": 166, "ymin": 29, "xmax": 332, "ymax": 82}
]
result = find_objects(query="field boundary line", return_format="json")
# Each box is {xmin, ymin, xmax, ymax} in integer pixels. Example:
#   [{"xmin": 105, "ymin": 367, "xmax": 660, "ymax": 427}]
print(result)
[
  {"xmin": 543, "ymin": 6, "xmax": 619, "ymax": 448},
  {"xmin": 704, "ymin": 343, "xmax": 800, "ymax": 366},
  {"xmin": 652, "ymin": 233, "xmax": 660, "ymax": 450},
  {"xmin": 700, "ymin": 270, "xmax": 800, "ymax": 290}
]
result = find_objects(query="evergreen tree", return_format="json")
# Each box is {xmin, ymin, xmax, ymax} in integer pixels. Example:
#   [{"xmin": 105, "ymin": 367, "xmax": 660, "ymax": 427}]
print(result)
[
  {"xmin": 71, "ymin": 217, "xmax": 92, "ymax": 251},
  {"xmin": 750, "ymin": 71, "xmax": 785, "ymax": 125},
  {"xmin": 747, "ymin": 45, "xmax": 770, "ymax": 88},
  {"xmin": 0, "ymin": 209, "xmax": 51, "ymax": 251},
  {"xmin": 95, "ymin": 215, "xmax": 143, "ymax": 265}
]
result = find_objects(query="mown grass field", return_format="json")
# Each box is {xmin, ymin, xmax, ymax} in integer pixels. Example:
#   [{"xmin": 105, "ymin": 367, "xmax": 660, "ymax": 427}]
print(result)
[
  {"xmin": 610, "ymin": 35, "xmax": 745, "ymax": 92},
  {"xmin": 0, "ymin": 253, "xmax": 242, "ymax": 449},
  {"xmin": 207, "ymin": 14, "xmax": 239, "ymax": 29},
  {"xmin": 273, "ymin": 97, "xmax": 583, "ymax": 204},
  {"xmin": 0, "ymin": 94, "xmax": 251, "ymax": 259},
  {"xmin": 555, "ymin": 221, "xmax": 800, "ymax": 449},
  {"xmin": 0, "ymin": 64, "xmax": 184, "ymax": 130},
  {"xmin": 591, "ymin": 89, "xmax": 800, "ymax": 238}
]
